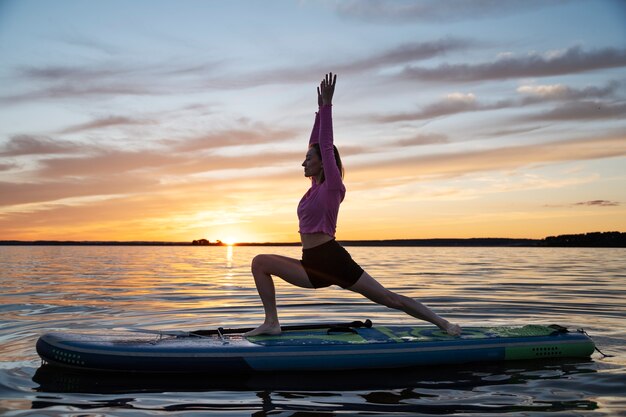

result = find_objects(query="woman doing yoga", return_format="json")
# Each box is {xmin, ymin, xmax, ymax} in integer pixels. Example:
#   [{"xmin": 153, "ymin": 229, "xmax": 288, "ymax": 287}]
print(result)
[{"xmin": 245, "ymin": 73, "xmax": 461, "ymax": 337}]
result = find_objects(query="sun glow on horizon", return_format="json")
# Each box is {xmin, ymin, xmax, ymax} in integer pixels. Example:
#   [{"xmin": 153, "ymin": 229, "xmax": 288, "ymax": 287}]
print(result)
[{"xmin": 0, "ymin": 2, "xmax": 624, "ymax": 241}]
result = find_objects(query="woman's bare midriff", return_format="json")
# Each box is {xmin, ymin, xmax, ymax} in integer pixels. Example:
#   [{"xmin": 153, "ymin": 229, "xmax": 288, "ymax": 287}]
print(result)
[{"xmin": 300, "ymin": 232, "xmax": 334, "ymax": 250}]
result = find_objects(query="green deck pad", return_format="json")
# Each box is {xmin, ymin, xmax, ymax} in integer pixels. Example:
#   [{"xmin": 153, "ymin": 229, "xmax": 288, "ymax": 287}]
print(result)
[
  {"xmin": 454, "ymin": 325, "xmax": 557, "ymax": 339},
  {"xmin": 484, "ymin": 325, "xmax": 557, "ymax": 337},
  {"xmin": 370, "ymin": 325, "xmax": 557, "ymax": 342},
  {"xmin": 248, "ymin": 331, "xmax": 368, "ymax": 346},
  {"xmin": 246, "ymin": 325, "xmax": 560, "ymax": 346}
]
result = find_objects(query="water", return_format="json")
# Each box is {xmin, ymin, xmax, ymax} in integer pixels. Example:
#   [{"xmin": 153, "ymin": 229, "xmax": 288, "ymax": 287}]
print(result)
[{"xmin": 1, "ymin": 245, "xmax": 625, "ymax": 416}]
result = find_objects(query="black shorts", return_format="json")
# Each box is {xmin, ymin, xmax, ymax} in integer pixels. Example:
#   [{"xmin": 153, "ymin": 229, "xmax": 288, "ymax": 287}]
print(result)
[{"xmin": 300, "ymin": 239, "xmax": 364, "ymax": 289}]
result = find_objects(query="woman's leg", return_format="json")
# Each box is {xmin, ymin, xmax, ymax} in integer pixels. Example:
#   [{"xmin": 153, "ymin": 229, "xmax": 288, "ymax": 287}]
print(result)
[
  {"xmin": 348, "ymin": 271, "xmax": 462, "ymax": 336},
  {"xmin": 245, "ymin": 254, "xmax": 314, "ymax": 336}
]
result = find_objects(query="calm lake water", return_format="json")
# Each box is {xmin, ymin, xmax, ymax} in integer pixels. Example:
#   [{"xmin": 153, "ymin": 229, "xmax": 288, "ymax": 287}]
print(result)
[{"xmin": 1, "ymin": 245, "xmax": 625, "ymax": 416}]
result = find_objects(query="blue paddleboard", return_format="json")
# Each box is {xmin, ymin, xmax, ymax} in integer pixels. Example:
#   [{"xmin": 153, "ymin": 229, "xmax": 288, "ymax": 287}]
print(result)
[{"xmin": 36, "ymin": 322, "xmax": 595, "ymax": 373}]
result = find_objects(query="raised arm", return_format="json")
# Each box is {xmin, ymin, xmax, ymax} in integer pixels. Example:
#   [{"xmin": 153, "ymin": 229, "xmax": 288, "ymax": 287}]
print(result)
[{"xmin": 318, "ymin": 73, "xmax": 342, "ymax": 189}]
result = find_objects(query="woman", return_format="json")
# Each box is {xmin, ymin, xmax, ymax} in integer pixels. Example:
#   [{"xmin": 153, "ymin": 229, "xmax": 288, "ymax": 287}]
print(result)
[{"xmin": 245, "ymin": 73, "xmax": 461, "ymax": 337}]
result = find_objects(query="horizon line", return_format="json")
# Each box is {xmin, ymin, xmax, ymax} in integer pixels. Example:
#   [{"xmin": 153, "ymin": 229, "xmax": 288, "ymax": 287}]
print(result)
[{"xmin": 1, "ymin": 232, "xmax": 624, "ymax": 247}]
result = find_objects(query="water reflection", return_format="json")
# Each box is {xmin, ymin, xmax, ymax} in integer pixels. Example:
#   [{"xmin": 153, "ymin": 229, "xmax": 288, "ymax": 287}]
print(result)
[
  {"xmin": 32, "ymin": 359, "xmax": 598, "ymax": 414},
  {"xmin": 2, "ymin": 246, "xmax": 624, "ymax": 416},
  {"xmin": 226, "ymin": 245, "xmax": 233, "ymax": 269}
]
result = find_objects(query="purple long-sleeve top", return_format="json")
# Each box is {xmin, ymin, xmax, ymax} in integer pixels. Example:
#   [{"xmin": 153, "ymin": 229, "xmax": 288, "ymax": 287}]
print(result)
[{"xmin": 297, "ymin": 105, "xmax": 346, "ymax": 237}]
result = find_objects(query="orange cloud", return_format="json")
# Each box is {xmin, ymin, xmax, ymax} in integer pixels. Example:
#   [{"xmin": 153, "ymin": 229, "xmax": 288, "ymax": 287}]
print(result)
[
  {"xmin": 0, "ymin": 135, "xmax": 82, "ymax": 156},
  {"xmin": 58, "ymin": 116, "xmax": 155, "ymax": 134},
  {"xmin": 351, "ymin": 134, "xmax": 626, "ymax": 180}
]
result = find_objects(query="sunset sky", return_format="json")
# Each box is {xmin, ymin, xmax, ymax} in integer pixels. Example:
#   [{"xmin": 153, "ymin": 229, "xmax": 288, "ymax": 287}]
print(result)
[{"xmin": 1, "ymin": 0, "xmax": 625, "ymax": 243}]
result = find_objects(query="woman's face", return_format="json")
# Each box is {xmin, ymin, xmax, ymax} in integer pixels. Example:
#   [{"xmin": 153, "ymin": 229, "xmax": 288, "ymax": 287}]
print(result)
[{"xmin": 302, "ymin": 148, "xmax": 322, "ymax": 178}]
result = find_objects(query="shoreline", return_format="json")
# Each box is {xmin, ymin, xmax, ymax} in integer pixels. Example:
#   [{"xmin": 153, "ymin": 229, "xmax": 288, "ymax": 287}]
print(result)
[
  {"xmin": 0, "ymin": 238, "xmax": 538, "ymax": 247},
  {"xmin": 1, "ymin": 232, "xmax": 624, "ymax": 247}
]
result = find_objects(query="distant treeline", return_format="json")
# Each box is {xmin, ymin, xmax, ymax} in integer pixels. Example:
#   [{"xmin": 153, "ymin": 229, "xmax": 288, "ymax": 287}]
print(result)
[
  {"xmin": 338, "ymin": 238, "xmax": 539, "ymax": 247},
  {"xmin": 542, "ymin": 231, "xmax": 625, "ymax": 247},
  {"xmin": 1, "ymin": 232, "xmax": 624, "ymax": 247},
  {"xmin": 0, "ymin": 240, "xmax": 195, "ymax": 246}
]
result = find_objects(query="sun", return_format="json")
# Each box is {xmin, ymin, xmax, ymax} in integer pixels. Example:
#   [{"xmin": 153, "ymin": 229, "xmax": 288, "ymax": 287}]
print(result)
[{"xmin": 222, "ymin": 237, "xmax": 238, "ymax": 246}]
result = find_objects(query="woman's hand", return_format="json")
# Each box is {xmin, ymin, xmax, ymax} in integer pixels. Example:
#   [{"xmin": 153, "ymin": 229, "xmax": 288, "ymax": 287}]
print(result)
[{"xmin": 320, "ymin": 72, "xmax": 336, "ymax": 106}]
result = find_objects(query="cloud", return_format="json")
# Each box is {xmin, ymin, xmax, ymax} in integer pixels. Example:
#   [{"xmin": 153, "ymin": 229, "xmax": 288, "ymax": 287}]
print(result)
[
  {"xmin": 0, "ymin": 176, "xmax": 158, "ymax": 207},
  {"xmin": 482, "ymin": 125, "xmax": 546, "ymax": 138},
  {"xmin": 373, "ymin": 80, "xmax": 622, "ymax": 123},
  {"xmin": 545, "ymin": 199, "xmax": 623, "ymax": 208},
  {"xmin": 517, "ymin": 80, "xmax": 620, "ymax": 103},
  {"xmin": 30, "ymin": 141, "xmax": 303, "ymax": 179},
  {"xmin": 1, "ymin": 59, "xmax": 222, "ymax": 104},
  {"xmin": 58, "ymin": 116, "xmax": 156, "ymax": 134},
  {"xmin": 18, "ymin": 60, "xmax": 222, "ymax": 82},
  {"xmin": 574, "ymin": 200, "xmax": 620, "ymax": 207},
  {"xmin": 334, "ymin": 0, "xmax": 575, "ymax": 23},
  {"xmin": 400, "ymin": 46, "xmax": 626, "ymax": 82},
  {"xmin": 389, "ymin": 133, "xmax": 448, "ymax": 147},
  {"xmin": 375, "ymin": 92, "xmax": 513, "ymax": 122},
  {"xmin": 0, "ymin": 82, "xmax": 158, "ymax": 104},
  {"xmin": 20, "ymin": 65, "xmax": 128, "ymax": 82},
  {"xmin": 337, "ymin": 38, "xmax": 474, "ymax": 72},
  {"xmin": 171, "ymin": 125, "xmax": 298, "ymax": 152},
  {"xmin": 3, "ymin": 118, "xmax": 303, "ymax": 184},
  {"xmin": 352, "ymin": 134, "xmax": 626, "ymax": 180},
  {"xmin": 56, "ymin": 35, "xmax": 119, "ymax": 56},
  {"xmin": 0, "ymin": 148, "xmax": 305, "ymax": 208},
  {"xmin": 525, "ymin": 101, "xmax": 626, "ymax": 121},
  {"xmin": 37, "ymin": 150, "xmax": 185, "ymax": 177},
  {"xmin": 158, "ymin": 151, "xmax": 304, "ymax": 176},
  {"xmin": 0, "ymin": 135, "xmax": 82, "ymax": 156},
  {"xmin": 518, "ymin": 84, "xmax": 572, "ymax": 98},
  {"xmin": 1, "ymin": 64, "xmax": 162, "ymax": 102}
]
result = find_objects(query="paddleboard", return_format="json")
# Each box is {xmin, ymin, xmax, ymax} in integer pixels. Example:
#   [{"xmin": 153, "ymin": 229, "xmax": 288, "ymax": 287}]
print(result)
[{"xmin": 36, "ymin": 322, "xmax": 595, "ymax": 373}]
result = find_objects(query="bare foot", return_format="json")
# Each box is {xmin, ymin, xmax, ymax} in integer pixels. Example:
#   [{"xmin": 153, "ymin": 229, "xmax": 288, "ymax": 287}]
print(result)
[
  {"xmin": 444, "ymin": 322, "xmax": 462, "ymax": 337},
  {"xmin": 244, "ymin": 322, "xmax": 282, "ymax": 337}
]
